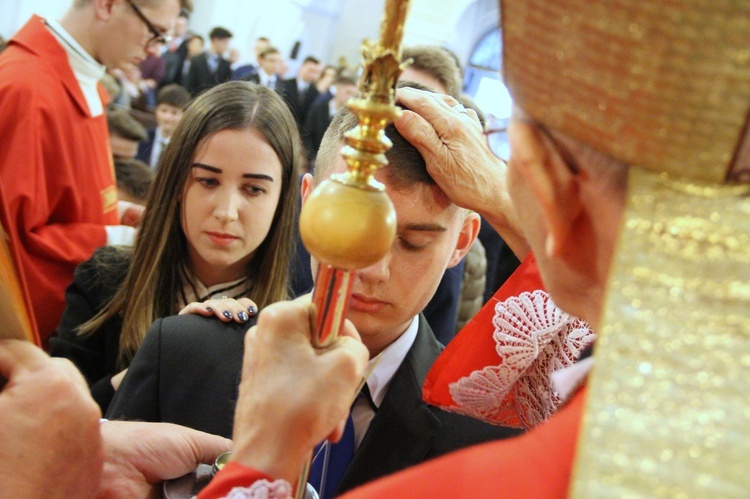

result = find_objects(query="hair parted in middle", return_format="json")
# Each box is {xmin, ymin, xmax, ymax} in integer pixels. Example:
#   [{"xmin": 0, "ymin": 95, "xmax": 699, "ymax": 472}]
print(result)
[{"xmin": 81, "ymin": 81, "xmax": 301, "ymax": 364}]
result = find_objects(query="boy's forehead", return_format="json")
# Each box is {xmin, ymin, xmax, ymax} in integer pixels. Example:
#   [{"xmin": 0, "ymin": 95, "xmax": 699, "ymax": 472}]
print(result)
[{"xmin": 326, "ymin": 156, "xmax": 456, "ymax": 215}]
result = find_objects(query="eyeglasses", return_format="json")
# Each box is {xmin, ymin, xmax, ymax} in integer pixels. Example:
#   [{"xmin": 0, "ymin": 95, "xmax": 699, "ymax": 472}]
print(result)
[{"xmin": 126, "ymin": 0, "xmax": 171, "ymax": 46}]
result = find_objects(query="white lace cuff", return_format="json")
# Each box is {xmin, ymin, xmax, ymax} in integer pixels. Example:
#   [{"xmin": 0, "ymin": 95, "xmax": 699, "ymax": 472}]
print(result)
[{"xmin": 224, "ymin": 479, "xmax": 293, "ymax": 499}]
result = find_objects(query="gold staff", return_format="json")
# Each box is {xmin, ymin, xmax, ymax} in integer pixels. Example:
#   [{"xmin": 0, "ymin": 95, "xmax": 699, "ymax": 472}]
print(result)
[{"xmin": 296, "ymin": 0, "xmax": 411, "ymax": 495}]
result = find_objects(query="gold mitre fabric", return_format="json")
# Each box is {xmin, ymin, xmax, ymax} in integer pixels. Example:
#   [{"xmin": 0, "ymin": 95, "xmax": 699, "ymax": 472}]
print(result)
[
  {"xmin": 502, "ymin": 0, "xmax": 750, "ymax": 496},
  {"xmin": 502, "ymin": 0, "xmax": 750, "ymax": 184}
]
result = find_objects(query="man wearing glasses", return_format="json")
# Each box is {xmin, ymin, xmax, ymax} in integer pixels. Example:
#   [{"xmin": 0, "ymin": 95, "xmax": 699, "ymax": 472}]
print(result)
[{"xmin": 0, "ymin": 0, "xmax": 189, "ymax": 347}]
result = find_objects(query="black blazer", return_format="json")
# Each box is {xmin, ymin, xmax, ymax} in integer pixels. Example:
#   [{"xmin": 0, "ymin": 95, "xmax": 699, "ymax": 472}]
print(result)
[
  {"xmin": 136, "ymin": 128, "xmax": 156, "ymax": 166},
  {"xmin": 277, "ymin": 77, "xmax": 319, "ymax": 132},
  {"xmin": 106, "ymin": 314, "xmax": 521, "ymax": 492},
  {"xmin": 302, "ymin": 96, "xmax": 333, "ymax": 160},
  {"xmin": 50, "ymin": 246, "xmax": 131, "ymax": 412},
  {"xmin": 106, "ymin": 314, "xmax": 252, "ymax": 437},
  {"xmin": 184, "ymin": 53, "xmax": 232, "ymax": 97}
]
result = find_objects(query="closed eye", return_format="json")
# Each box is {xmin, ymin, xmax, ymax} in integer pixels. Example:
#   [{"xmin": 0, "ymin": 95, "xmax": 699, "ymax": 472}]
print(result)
[{"xmin": 398, "ymin": 237, "xmax": 427, "ymax": 252}]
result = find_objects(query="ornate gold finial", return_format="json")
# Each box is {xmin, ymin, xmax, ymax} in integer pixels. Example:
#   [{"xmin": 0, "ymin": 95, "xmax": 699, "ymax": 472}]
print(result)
[{"xmin": 295, "ymin": 1, "xmax": 411, "ymax": 495}]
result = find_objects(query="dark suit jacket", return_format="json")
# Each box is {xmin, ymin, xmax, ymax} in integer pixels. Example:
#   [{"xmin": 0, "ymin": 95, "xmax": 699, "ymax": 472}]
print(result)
[
  {"xmin": 303, "ymin": 96, "xmax": 333, "ymax": 160},
  {"xmin": 184, "ymin": 52, "xmax": 232, "ymax": 97},
  {"xmin": 277, "ymin": 77, "xmax": 319, "ymax": 132},
  {"xmin": 106, "ymin": 314, "xmax": 521, "ymax": 492},
  {"xmin": 136, "ymin": 128, "xmax": 156, "ymax": 166},
  {"xmin": 50, "ymin": 246, "xmax": 131, "ymax": 412}
]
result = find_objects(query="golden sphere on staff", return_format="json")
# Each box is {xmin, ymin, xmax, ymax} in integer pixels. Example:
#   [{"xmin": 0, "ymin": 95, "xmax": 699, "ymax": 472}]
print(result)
[{"xmin": 300, "ymin": 178, "xmax": 396, "ymax": 270}]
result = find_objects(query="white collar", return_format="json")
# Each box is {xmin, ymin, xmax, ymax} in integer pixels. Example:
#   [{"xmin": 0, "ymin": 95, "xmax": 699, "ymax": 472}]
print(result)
[
  {"xmin": 44, "ymin": 18, "xmax": 106, "ymax": 117},
  {"xmin": 259, "ymin": 68, "xmax": 275, "ymax": 82},
  {"xmin": 178, "ymin": 264, "xmax": 251, "ymax": 308},
  {"xmin": 364, "ymin": 315, "xmax": 420, "ymax": 408},
  {"xmin": 154, "ymin": 127, "xmax": 170, "ymax": 143}
]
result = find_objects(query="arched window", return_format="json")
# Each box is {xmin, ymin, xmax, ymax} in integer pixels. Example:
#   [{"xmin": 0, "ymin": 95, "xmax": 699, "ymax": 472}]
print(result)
[{"xmin": 465, "ymin": 27, "xmax": 511, "ymax": 160}]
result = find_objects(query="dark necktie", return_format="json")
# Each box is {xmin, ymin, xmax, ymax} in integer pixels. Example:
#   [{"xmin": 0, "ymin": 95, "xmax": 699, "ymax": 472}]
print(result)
[{"xmin": 308, "ymin": 386, "xmax": 376, "ymax": 499}]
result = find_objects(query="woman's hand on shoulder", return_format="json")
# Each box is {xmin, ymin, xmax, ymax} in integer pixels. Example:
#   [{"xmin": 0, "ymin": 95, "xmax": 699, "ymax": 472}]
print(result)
[{"xmin": 179, "ymin": 296, "xmax": 258, "ymax": 323}]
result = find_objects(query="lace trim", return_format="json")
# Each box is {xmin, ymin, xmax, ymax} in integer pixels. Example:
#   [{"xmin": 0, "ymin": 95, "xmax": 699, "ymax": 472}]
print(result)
[
  {"xmin": 449, "ymin": 290, "xmax": 595, "ymax": 429},
  {"xmin": 225, "ymin": 479, "xmax": 293, "ymax": 499}
]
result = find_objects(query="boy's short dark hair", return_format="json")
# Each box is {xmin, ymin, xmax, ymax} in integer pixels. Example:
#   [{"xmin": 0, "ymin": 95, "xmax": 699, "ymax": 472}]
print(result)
[
  {"xmin": 107, "ymin": 108, "xmax": 147, "ymax": 142},
  {"xmin": 157, "ymin": 84, "xmax": 191, "ymax": 110},
  {"xmin": 259, "ymin": 47, "xmax": 281, "ymax": 59},
  {"xmin": 315, "ymin": 80, "xmax": 434, "ymax": 190},
  {"xmin": 114, "ymin": 158, "xmax": 154, "ymax": 202},
  {"xmin": 209, "ymin": 27, "xmax": 233, "ymax": 40}
]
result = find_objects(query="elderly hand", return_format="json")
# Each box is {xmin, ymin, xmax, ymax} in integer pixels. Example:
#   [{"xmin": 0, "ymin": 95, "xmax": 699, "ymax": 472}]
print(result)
[
  {"xmin": 230, "ymin": 296, "xmax": 370, "ymax": 483},
  {"xmin": 394, "ymin": 87, "xmax": 529, "ymax": 258},
  {"xmin": 0, "ymin": 340, "xmax": 104, "ymax": 498},
  {"xmin": 98, "ymin": 421, "xmax": 232, "ymax": 498},
  {"xmin": 179, "ymin": 296, "xmax": 259, "ymax": 323}
]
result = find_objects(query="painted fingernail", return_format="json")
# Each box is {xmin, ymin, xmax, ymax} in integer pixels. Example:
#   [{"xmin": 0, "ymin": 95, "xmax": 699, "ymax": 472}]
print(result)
[
  {"xmin": 222, "ymin": 310, "xmax": 233, "ymax": 320},
  {"xmin": 206, "ymin": 307, "xmax": 214, "ymax": 312},
  {"xmin": 238, "ymin": 311, "xmax": 249, "ymax": 322},
  {"xmin": 247, "ymin": 305, "xmax": 257, "ymax": 315}
]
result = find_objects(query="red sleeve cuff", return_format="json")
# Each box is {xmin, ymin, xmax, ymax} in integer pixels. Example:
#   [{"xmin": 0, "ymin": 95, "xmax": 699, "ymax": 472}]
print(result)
[{"xmin": 198, "ymin": 461, "xmax": 274, "ymax": 499}]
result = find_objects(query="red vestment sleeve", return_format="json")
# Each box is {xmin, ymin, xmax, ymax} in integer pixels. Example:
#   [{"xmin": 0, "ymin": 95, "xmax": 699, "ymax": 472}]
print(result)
[
  {"xmin": 198, "ymin": 462, "xmax": 275, "ymax": 499},
  {"xmin": 201, "ymin": 388, "xmax": 585, "ymax": 498}
]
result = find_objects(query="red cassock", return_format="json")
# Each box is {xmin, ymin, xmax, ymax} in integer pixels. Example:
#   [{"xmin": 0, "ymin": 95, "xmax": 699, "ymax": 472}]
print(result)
[{"xmin": 0, "ymin": 16, "xmax": 119, "ymax": 346}]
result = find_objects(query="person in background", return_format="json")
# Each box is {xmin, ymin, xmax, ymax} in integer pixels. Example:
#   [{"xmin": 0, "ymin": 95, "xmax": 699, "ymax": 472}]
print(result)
[
  {"xmin": 114, "ymin": 158, "xmax": 154, "ymax": 205},
  {"xmin": 314, "ymin": 64, "xmax": 338, "ymax": 101},
  {"xmin": 231, "ymin": 36, "xmax": 271, "ymax": 81},
  {"xmin": 303, "ymin": 70, "xmax": 358, "ymax": 165},
  {"xmin": 178, "ymin": 33, "xmax": 204, "ymax": 84},
  {"xmin": 401, "ymin": 45, "xmax": 462, "ymax": 99},
  {"xmin": 277, "ymin": 55, "xmax": 323, "ymax": 132},
  {"xmin": 107, "ymin": 107, "xmax": 148, "ymax": 160},
  {"xmin": 161, "ymin": 8, "xmax": 192, "ymax": 86},
  {"xmin": 244, "ymin": 46, "xmax": 283, "ymax": 89},
  {"xmin": 51, "ymin": 81, "xmax": 300, "ymax": 413},
  {"xmin": 137, "ymin": 83, "xmax": 191, "ymax": 169},
  {"xmin": 184, "ymin": 26, "xmax": 232, "ymax": 96}
]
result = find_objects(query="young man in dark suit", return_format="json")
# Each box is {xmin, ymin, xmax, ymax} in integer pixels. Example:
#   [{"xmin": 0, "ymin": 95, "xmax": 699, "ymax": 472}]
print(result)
[
  {"xmin": 136, "ymin": 83, "xmax": 191, "ymax": 169},
  {"xmin": 277, "ymin": 55, "xmax": 322, "ymax": 132},
  {"xmin": 243, "ymin": 46, "xmax": 283, "ymax": 90},
  {"xmin": 108, "ymin": 99, "xmax": 520, "ymax": 497},
  {"xmin": 184, "ymin": 26, "xmax": 232, "ymax": 96}
]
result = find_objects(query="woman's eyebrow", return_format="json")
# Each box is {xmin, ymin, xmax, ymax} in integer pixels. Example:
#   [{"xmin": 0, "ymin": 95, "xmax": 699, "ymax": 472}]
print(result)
[
  {"xmin": 242, "ymin": 173, "xmax": 274, "ymax": 181},
  {"xmin": 191, "ymin": 164, "xmax": 274, "ymax": 182},
  {"xmin": 191, "ymin": 163, "xmax": 221, "ymax": 173}
]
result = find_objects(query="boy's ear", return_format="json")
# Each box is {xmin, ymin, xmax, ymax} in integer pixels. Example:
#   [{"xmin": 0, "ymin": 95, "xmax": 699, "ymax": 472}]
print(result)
[
  {"xmin": 94, "ymin": 0, "xmax": 116, "ymax": 21},
  {"xmin": 508, "ymin": 121, "xmax": 583, "ymax": 259},
  {"xmin": 447, "ymin": 211, "xmax": 481, "ymax": 268},
  {"xmin": 300, "ymin": 173, "xmax": 315, "ymax": 205}
]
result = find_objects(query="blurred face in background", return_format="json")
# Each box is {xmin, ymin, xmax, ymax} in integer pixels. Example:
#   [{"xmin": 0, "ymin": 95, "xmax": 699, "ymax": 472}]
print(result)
[
  {"xmin": 259, "ymin": 51, "xmax": 282, "ymax": 75},
  {"xmin": 187, "ymin": 36, "xmax": 204, "ymax": 57},
  {"xmin": 155, "ymin": 103, "xmax": 183, "ymax": 138}
]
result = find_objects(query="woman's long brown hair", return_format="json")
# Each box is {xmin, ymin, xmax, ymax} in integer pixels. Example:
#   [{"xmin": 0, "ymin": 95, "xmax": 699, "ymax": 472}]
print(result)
[{"xmin": 80, "ymin": 82, "xmax": 301, "ymax": 366}]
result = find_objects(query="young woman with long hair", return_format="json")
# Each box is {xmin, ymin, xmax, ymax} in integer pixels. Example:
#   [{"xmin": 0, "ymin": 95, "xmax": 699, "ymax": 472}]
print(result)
[{"xmin": 50, "ymin": 81, "xmax": 302, "ymax": 412}]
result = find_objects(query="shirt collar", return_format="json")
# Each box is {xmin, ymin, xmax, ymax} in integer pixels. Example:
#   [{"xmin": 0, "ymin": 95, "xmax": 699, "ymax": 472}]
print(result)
[
  {"xmin": 45, "ymin": 18, "xmax": 104, "ymax": 78},
  {"xmin": 44, "ymin": 18, "xmax": 105, "ymax": 116},
  {"xmin": 178, "ymin": 264, "xmax": 251, "ymax": 308},
  {"xmin": 364, "ymin": 315, "xmax": 419, "ymax": 408}
]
